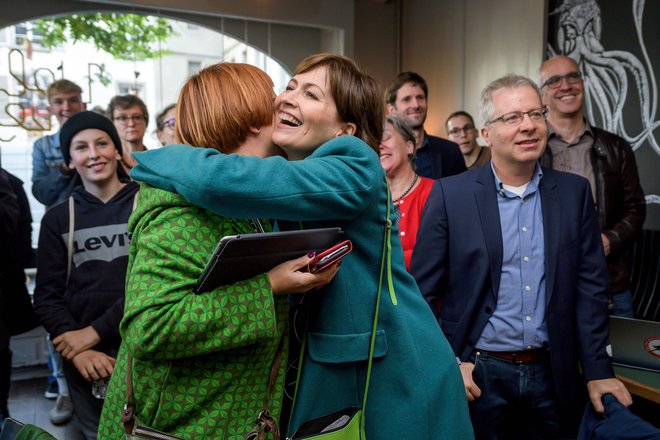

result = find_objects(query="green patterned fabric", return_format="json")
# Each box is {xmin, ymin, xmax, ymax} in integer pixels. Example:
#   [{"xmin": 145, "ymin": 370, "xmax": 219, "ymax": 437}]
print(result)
[{"xmin": 98, "ymin": 183, "xmax": 288, "ymax": 439}]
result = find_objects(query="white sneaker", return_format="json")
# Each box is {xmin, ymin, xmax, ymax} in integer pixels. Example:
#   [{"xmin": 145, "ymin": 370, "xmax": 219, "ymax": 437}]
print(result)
[{"xmin": 50, "ymin": 394, "xmax": 73, "ymax": 425}]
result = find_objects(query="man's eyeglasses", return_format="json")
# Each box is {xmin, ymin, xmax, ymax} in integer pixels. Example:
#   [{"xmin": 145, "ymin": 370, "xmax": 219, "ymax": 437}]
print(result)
[
  {"xmin": 159, "ymin": 118, "xmax": 175, "ymax": 130},
  {"xmin": 541, "ymin": 71, "xmax": 583, "ymax": 89},
  {"xmin": 113, "ymin": 115, "xmax": 146, "ymax": 124},
  {"xmin": 485, "ymin": 107, "xmax": 548, "ymax": 126},
  {"xmin": 448, "ymin": 124, "xmax": 475, "ymax": 136}
]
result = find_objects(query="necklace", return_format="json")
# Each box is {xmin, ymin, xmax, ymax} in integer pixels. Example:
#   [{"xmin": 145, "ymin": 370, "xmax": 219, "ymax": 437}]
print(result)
[{"xmin": 392, "ymin": 174, "xmax": 418, "ymax": 203}]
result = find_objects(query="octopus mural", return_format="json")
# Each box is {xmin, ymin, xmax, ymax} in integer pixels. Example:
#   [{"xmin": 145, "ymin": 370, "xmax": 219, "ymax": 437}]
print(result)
[
  {"xmin": 548, "ymin": 0, "xmax": 659, "ymax": 154},
  {"xmin": 547, "ymin": 0, "xmax": 659, "ymax": 210}
]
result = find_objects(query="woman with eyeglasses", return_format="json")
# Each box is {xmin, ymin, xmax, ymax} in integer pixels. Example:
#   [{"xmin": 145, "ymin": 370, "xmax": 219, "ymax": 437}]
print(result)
[
  {"xmin": 446, "ymin": 111, "xmax": 491, "ymax": 170},
  {"xmin": 107, "ymin": 95, "xmax": 149, "ymax": 173},
  {"xmin": 379, "ymin": 114, "xmax": 434, "ymax": 270},
  {"xmin": 154, "ymin": 104, "xmax": 176, "ymax": 146}
]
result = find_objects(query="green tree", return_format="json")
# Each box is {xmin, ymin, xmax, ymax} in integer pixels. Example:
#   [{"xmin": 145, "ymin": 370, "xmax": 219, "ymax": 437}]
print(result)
[{"xmin": 35, "ymin": 13, "xmax": 175, "ymax": 62}]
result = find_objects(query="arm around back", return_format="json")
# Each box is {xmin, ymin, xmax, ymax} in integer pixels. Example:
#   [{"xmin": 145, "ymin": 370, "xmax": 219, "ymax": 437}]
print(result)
[{"xmin": 130, "ymin": 136, "xmax": 382, "ymax": 221}]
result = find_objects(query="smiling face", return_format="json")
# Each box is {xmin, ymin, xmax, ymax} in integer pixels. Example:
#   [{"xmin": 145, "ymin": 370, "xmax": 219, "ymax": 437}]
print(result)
[
  {"xmin": 272, "ymin": 65, "xmax": 349, "ymax": 160},
  {"xmin": 49, "ymin": 91, "xmax": 84, "ymax": 125},
  {"xmin": 379, "ymin": 122, "xmax": 414, "ymax": 176},
  {"xmin": 481, "ymin": 85, "xmax": 547, "ymax": 169},
  {"xmin": 540, "ymin": 56, "xmax": 584, "ymax": 119},
  {"xmin": 387, "ymin": 82, "xmax": 427, "ymax": 130},
  {"xmin": 68, "ymin": 128, "xmax": 121, "ymax": 187},
  {"xmin": 447, "ymin": 114, "xmax": 479, "ymax": 155}
]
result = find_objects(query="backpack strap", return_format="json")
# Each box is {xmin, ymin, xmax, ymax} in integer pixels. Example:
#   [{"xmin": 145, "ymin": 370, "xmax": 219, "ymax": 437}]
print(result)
[{"xmin": 66, "ymin": 196, "xmax": 75, "ymax": 284}]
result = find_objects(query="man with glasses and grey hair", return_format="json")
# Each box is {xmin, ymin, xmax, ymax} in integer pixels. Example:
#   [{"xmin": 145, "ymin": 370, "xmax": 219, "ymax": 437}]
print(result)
[
  {"xmin": 411, "ymin": 73, "xmax": 631, "ymax": 438},
  {"xmin": 539, "ymin": 55, "xmax": 646, "ymax": 318}
]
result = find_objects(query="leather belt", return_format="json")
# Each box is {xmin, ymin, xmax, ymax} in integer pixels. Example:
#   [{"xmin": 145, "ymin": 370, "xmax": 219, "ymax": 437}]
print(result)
[{"xmin": 478, "ymin": 348, "xmax": 548, "ymax": 364}]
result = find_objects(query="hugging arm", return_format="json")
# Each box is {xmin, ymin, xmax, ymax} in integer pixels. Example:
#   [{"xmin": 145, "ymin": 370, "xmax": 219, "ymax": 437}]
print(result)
[{"xmin": 131, "ymin": 136, "xmax": 381, "ymax": 221}]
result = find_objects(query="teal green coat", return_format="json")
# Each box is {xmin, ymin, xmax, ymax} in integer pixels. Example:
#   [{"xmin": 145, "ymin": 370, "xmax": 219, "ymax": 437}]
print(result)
[{"xmin": 132, "ymin": 136, "xmax": 474, "ymax": 439}]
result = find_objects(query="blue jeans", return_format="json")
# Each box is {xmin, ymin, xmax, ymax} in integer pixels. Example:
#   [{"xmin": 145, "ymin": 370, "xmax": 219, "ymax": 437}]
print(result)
[
  {"xmin": 609, "ymin": 289, "xmax": 634, "ymax": 318},
  {"xmin": 47, "ymin": 335, "xmax": 68, "ymax": 394},
  {"xmin": 469, "ymin": 351, "xmax": 562, "ymax": 440}
]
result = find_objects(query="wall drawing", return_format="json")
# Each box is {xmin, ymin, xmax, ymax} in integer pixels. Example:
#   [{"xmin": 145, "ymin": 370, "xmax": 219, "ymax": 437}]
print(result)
[{"xmin": 547, "ymin": 0, "xmax": 660, "ymax": 227}]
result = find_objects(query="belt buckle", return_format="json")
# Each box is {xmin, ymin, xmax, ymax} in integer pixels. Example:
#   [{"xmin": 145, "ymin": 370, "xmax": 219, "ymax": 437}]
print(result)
[{"xmin": 510, "ymin": 352, "xmax": 522, "ymax": 364}]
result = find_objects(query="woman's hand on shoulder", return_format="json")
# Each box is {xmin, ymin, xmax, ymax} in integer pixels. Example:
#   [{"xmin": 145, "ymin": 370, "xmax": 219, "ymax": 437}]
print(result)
[{"xmin": 268, "ymin": 254, "xmax": 341, "ymax": 296}]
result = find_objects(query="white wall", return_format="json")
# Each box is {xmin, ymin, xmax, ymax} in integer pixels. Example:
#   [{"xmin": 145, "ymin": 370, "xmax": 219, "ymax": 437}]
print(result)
[{"xmin": 399, "ymin": 0, "xmax": 546, "ymax": 137}]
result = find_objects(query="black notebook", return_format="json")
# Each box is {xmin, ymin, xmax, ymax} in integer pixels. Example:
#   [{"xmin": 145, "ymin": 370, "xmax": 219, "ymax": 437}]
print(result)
[{"xmin": 195, "ymin": 227, "xmax": 344, "ymax": 294}]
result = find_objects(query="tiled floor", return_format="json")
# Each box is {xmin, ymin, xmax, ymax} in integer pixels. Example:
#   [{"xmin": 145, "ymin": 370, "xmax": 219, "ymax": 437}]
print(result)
[{"xmin": 7, "ymin": 367, "xmax": 80, "ymax": 440}]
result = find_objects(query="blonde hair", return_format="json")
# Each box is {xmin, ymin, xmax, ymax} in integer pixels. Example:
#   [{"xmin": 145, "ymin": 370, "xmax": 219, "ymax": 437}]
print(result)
[
  {"xmin": 46, "ymin": 79, "xmax": 82, "ymax": 101},
  {"xmin": 176, "ymin": 63, "xmax": 274, "ymax": 152}
]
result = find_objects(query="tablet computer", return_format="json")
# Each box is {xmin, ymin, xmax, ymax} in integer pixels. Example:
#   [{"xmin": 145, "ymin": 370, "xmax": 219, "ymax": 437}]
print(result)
[{"xmin": 195, "ymin": 227, "xmax": 344, "ymax": 294}]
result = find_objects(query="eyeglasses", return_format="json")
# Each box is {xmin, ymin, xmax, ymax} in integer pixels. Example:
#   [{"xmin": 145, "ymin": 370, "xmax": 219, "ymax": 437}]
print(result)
[
  {"xmin": 159, "ymin": 118, "xmax": 175, "ymax": 130},
  {"xmin": 448, "ymin": 124, "xmax": 475, "ymax": 136},
  {"xmin": 541, "ymin": 71, "xmax": 583, "ymax": 89},
  {"xmin": 113, "ymin": 114, "xmax": 146, "ymax": 124},
  {"xmin": 485, "ymin": 107, "xmax": 548, "ymax": 126}
]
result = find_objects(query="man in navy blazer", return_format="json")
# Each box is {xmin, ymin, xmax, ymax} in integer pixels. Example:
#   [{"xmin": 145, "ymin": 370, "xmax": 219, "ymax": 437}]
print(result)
[
  {"xmin": 411, "ymin": 74, "xmax": 631, "ymax": 438},
  {"xmin": 385, "ymin": 72, "xmax": 467, "ymax": 179}
]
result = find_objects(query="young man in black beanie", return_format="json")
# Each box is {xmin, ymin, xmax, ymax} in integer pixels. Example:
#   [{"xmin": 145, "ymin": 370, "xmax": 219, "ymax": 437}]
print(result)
[{"xmin": 33, "ymin": 111, "xmax": 139, "ymax": 439}]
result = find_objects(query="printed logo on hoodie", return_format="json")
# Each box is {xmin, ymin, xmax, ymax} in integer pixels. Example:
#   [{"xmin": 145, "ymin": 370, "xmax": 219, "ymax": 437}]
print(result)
[{"xmin": 62, "ymin": 223, "xmax": 131, "ymax": 267}]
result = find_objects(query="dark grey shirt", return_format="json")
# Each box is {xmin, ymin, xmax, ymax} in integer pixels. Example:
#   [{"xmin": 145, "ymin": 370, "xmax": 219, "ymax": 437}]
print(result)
[{"xmin": 547, "ymin": 122, "xmax": 596, "ymax": 203}]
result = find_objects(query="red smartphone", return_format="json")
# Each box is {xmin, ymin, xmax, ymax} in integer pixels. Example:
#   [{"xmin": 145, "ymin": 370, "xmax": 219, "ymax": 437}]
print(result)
[{"xmin": 307, "ymin": 240, "xmax": 353, "ymax": 273}]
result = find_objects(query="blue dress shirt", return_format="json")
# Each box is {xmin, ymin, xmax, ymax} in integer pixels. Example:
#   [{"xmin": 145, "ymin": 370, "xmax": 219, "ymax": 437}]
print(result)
[{"xmin": 476, "ymin": 162, "xmax": 549, "ymax": 351}]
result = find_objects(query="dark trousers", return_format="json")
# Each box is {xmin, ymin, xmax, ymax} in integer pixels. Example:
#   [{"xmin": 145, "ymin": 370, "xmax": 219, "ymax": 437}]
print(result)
[
  {"xmin": 469, "ymin": 351, "xmax": 563, "ymax": 440},
  {"xmin": 63, "ymin": 360, "xmax": 104, "ymax": 440}
]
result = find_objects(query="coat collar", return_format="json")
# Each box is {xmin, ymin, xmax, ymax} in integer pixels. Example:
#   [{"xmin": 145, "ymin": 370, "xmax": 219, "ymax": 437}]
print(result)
[
  {"xmin": 474, "ymin": 165, "xmax": 503, "ymax": 299},
  {"xmin": 539, "ymin": 168, "xmax": 560, "ymax": 304}
]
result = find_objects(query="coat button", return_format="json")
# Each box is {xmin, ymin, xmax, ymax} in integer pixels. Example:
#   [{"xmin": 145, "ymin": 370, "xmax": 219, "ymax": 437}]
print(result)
[{"xmin": 485, "ymin": 307, "xmax": 492, "ymax": 314}]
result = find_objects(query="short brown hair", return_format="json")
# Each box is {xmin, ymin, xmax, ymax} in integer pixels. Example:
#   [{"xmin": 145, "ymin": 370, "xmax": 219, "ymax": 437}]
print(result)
[
  {"xmin": 46, "ymin": 79, "xmax": 82, "ymax": 101},
  {"xmin": 385, "ymin": 72, "xmax": 428, "ymax": 106},
  {"xmin": 295, "ymin": 54, "xmax": 383, "ymax": 153},
  {"xmin": 175, "ymin": 63, "xmax": 274, "ymax": 153},
  {"xmin": 107, "ymin": 95, "xmax": 149, "ymax": 127},
  {"xmin": 445, "ymin": 111, "xmax": 475, "ymax": 130}
]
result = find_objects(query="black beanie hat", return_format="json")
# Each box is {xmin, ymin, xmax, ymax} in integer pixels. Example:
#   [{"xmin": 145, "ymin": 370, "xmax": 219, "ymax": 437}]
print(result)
[{"xmin": 59, "ymin": 111, "xmax": 123, "ymax": 165}]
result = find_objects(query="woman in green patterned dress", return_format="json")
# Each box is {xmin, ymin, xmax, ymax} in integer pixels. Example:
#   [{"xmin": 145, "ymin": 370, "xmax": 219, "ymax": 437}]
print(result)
[{"xmin": 97, "ymin": 63, "xmax": 339, "ymax": 439}]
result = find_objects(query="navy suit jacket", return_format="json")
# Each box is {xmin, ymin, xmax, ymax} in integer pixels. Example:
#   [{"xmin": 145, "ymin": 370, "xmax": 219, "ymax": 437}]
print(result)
[
  {"xmin": 411, "ymin": 164, "xmax": 615, "ymax": 416},
  {"xmin": 415, "ymin": 134, "xmax": 467, "ymax": 179}
]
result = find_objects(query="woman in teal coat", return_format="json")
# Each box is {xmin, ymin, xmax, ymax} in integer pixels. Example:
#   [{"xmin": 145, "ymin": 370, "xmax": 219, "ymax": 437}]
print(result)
[{"xmin": 131, "ymin": 54, "xmax": 473, "ymax": 439}]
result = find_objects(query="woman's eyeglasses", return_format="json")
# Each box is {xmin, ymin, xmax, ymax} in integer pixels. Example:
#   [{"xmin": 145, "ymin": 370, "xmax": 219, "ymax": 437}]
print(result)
[
  {"xmin": 159, "ymin": 118, "xmax": 175, "ymax": 130},
  {"xmin": 113, "ymin": 115, "xmax": 147, "ymax": 124}
]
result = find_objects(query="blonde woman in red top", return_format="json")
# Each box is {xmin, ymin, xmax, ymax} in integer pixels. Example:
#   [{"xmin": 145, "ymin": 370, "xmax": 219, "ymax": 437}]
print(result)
[{"xmin": 379, "ymin": 114, "xmax": 435, "ymax": 270}]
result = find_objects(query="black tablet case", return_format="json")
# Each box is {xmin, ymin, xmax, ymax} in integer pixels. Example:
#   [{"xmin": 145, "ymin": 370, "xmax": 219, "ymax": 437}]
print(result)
[{"xmin": 195, "ymin": 227, "xmax": 344, "ymax": 293}]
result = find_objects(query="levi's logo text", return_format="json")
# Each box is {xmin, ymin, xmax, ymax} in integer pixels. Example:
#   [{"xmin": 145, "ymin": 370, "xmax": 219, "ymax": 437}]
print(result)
[{"xmin": 62, "ymin": 223, "xmax": 131, "ymax": 267}]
